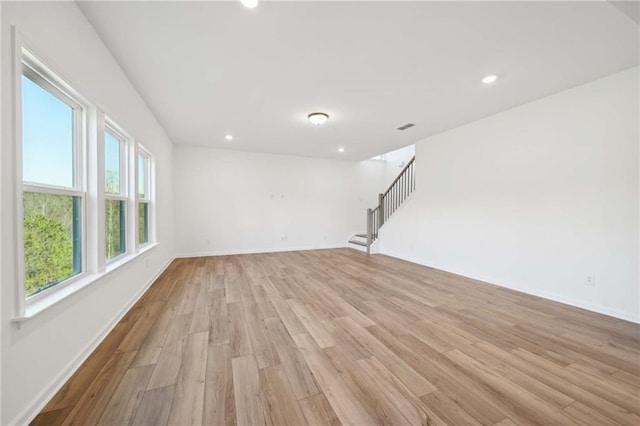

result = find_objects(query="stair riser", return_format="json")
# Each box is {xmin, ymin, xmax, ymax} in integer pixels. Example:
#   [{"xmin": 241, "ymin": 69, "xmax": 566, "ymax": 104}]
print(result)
[{"xmin": 348, "ymin": 243, "xmax": 368, "ymax": 253}]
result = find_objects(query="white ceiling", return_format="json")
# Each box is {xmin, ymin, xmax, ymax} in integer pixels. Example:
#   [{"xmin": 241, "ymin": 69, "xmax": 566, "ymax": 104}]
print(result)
[{"xmin": 78, "ymin": 1, "xmax": 639, "ymax": 161}]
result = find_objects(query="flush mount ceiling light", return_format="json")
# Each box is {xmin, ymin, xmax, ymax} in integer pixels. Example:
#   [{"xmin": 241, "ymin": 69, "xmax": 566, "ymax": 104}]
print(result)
[
  {"xmin": 308, "ymin": 112, "xmax": 329, "ymax": 126},
  {"xmin": 338, "ymin": 147, "xmax": 345, "ymax": 153},
  {"xmin": 240, "ymin": 0, "xmax": 259, "ymax": 8},
  {"xmin": 225, "ymin": 134, "xmax": 233, "ymax": 141},
  {"xmin": 482, "ymin": 74, "xmax": 498, "ymax": 84}
]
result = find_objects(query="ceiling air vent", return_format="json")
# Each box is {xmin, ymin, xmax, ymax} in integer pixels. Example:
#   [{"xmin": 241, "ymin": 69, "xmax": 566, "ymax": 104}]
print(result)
[{"xmin": 397, "ymin": 123, "xmax": 415, "ymax": 131}]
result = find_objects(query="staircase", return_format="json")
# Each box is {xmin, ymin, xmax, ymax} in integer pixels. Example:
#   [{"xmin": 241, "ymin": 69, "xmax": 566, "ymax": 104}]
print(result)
[{"xmin": 349, "ymin": 156, "xmax": 416, "ymax": 253}]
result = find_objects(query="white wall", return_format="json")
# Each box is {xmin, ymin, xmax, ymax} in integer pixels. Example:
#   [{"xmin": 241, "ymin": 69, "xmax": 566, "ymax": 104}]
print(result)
[
  {"xmin": 371, "ymin": 144, "xmax": 416, "ymax": 188},
  {"xmin": 0, "ymin": 2, "xmax": 4, "ymax": 424},
  {"xmin": 380, "ymin": 67, "xmax": 639, "ymax": 323},
  {"xmin": 372, "ymin": 144, "xmax": 415, "ymax": 165},
  {"xmin": 174, "ymin": 146, "xmax": 395, "ymax": 256},
  {"xmin": 383, "ymin": 144, "xmax": 415, "ymax": 168},
  {"xmin": 1, "ymin": 2, "xmax": 175, "ymax": 424}
]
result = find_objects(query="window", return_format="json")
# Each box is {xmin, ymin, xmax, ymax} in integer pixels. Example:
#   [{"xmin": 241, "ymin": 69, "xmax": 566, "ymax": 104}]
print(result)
[
  {"xmin": 21, "ymin": 64, "xmax": 84, "ymax": 297},
  {"xmin": 137, "ymin": 151, "xmax": 150, "ymax": 245},
  {"xmin": 105, "ymin": 127, "xmax": 127, "ymax": 260},
  {"xmin": 16, "ymin": 46, "xmax": 157, "ymax": 317}
]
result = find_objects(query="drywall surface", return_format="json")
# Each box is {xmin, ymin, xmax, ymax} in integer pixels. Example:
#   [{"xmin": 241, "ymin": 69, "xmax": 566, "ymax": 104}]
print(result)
[
  {"xmin": 372, "ymin": 144, "xmax": 416, "ymax": 186},
  {"xmin": 174, "ymin": 146, "xmax": 397, "ymax": 256},
  {"xmin": 0, "ymin": 3, "xmax": 3, "ymax": 424},
  {"xmin": 379, "ymin": 67, "xmax": 640, "ymax": 322},
  {"xmin": 1, "ymin": 2, "xmax": 175, "ymax": 424}
]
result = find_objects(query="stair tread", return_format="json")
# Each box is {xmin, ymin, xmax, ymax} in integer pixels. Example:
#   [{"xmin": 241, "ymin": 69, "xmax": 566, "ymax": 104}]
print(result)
[
  {"xmin": 355, "ymin": 234, "xmax": 367, "ymax": 238},
  {"xmin": 348, "ymin": 239, "xmax": 368, "ymax": 247}
]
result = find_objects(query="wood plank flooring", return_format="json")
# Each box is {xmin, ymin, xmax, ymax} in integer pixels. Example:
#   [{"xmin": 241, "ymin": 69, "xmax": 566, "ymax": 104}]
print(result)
[{"xmin": 32, "ymin": 249, "xmax": 640, "ymax": 425}]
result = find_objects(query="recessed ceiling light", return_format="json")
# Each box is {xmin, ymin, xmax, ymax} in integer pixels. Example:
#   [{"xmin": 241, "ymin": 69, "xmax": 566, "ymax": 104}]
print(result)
[
  {"xmin": 482, "ymin": 74, "xmax": 498, "ymax": 84},
  {"xmin": 308, "ymin": 112, "xmax": 329, "ymax": 126},
  {"xmin": 338, "ymin": 147, "xmax": 345, "ymax": 153},
  {"xmin": 225, "ymin": 134, "xmax": 233, "ymax": 141},
  {"xmin": 240, "ymin": 0, "xmax": 259, "ymax": 8}
]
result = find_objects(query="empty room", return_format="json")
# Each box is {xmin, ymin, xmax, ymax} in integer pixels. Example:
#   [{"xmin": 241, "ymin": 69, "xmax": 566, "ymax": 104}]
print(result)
[{"xmin": 1, "ymin": 0, "xmax": 639, "ymax": 425}]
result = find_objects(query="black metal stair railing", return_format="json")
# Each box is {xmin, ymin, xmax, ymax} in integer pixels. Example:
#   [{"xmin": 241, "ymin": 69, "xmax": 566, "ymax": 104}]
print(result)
[{"xmin": 365, "ymin": 156, "xmax": 415, "ymax": 253}]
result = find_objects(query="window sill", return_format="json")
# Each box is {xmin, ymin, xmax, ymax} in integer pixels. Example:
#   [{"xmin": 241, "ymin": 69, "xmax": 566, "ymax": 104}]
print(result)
[{"xmin": 13, "ymin": 242, "xmax": 160, "ymax": 323}]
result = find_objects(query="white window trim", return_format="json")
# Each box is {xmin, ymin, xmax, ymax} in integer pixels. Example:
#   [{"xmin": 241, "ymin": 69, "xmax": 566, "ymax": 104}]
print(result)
[
  {"xmin": 14, "ymin": 242, "xmax": 160, "ymax": 322},
  {"xmin": 12, "ymin": 34, "xmax": 160, "ymax": 323},
  {"xmin": 105, "ymin": 124, "xmax": 128, "ymax": 197},
  {"xmin": 104, "ymin": 120, "xmax": 130, "ymax": 264},
  {"xmin": 136, "ymin": 145, "xmax": 155, "ymax": 249},
  {"xmin": 17, "ymin": 45, "xmax": 90, "ymax": 314}
]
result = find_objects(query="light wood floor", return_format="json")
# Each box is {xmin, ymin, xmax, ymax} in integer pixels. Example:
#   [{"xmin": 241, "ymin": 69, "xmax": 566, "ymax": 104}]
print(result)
[{"xmin": 33, "ymin": 249, "xmax": 640, "ymax": 426}]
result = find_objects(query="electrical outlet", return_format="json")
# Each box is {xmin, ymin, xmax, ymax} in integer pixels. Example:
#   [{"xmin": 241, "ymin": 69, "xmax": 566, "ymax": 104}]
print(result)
[{"xmin": 585, "ymin": 274, "xmax": 595, "ymax": 286}]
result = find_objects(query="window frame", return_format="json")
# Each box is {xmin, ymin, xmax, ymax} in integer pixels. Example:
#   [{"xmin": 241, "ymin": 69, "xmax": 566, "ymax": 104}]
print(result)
[
  {"xmin": 136, "ymin": 146, "xmax": 153, "ymax": 248},
  {"xmin": 13, "ymin": 36, "xmax": 160, "ymax": 321},
  {"xmin": 17, "ymin": 49, "xmax": 89, "ymax": 307},
  {"xmin": 104, "ymin": 122, "xmax": 129, "ymax": 263}
]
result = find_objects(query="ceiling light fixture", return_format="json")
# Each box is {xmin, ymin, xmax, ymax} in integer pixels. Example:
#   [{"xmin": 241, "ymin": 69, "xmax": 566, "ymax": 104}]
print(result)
[
  {"xmin": 482, "ymin": 74, "xmax": 498, "ymax": 84},
  {"xmin": 308, "ymin": 112, "xmax": 329, "ymax": 126},
  {"xmin": 338, "ymin": 147, "xmax": 345, "ymax": 153},
  {"xmin": 225, "ymin": 134, "xmax": 233, "ymax": 141},
  {"xmin": 240, "ymin": 0, "xmax": 259, "ymax": 9}
]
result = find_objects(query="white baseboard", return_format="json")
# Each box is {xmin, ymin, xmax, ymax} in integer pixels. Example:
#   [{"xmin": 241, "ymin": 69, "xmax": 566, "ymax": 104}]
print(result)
[
  {"xmin": 11, "ymin": 257, "xmax": 175, "ymax": 426},
  {"xmin": 379, "ymin": 251, "xmax": 640, "ymax": 324},
  {"xmin": 175, "ymin": 243, "xmax": 347, "ymax": 258}
]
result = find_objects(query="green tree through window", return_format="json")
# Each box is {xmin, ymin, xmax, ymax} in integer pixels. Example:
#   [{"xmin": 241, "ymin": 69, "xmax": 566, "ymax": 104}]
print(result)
[{"xmin": 23, "ymin": 192, "xmax": 80, "ymax": 296}]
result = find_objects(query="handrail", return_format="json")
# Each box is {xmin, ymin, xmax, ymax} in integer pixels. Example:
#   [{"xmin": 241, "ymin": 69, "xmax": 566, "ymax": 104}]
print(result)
[
  {"xmin": 382, "ymin": 156, "xmax": 415, "ymax": 197},
  {"xmin": 364, "ymin": 155, "xmax": 416, "ymax": 252}
]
